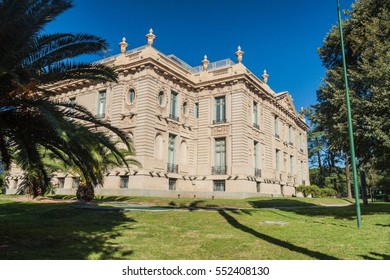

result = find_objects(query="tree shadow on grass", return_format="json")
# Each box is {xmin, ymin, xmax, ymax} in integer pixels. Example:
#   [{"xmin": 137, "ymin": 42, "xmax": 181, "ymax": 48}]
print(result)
[
  {"xmin": 248, "ymin": 198, "xmax": 318, "ymax": 209},
  {"xmin": 360, "ymin": 252, "xmax": 390, "ymax": 260},
  {"xmin": 0, "ymin": 201, "xmax": 136, "ymax": 259},
  {"xmin": 218, "ymin": 209, "xmax": 338, "ymax": 260},
  {"xmin": 278, "ymin": 203, "xmax": 390, "ymax": 221},
  {"xmin": 375, "ymin": 223, "xmax": 390, "ymax": 227}
]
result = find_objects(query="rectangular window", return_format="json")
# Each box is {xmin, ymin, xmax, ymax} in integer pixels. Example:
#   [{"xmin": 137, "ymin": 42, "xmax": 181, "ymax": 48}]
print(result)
[
  {"xmin": 194, "ymin": 102, "xmax": 199, "ymax": 118},
  {"xmin": 299, "ymin": 132, "xmax": 303, "ymax": 151},
  {"xmin": 289, "ymin": 125, "xmax": 293, "ymax": 145},
  {"xmin": 58, "ymin": 178, "xmax": 65, "ymax": 188},
  {"xmin": 169, "ymin": 178, "xmax": 177, "ymax": 190},
  {"xmin": 253, "ymin": 101, "xmax": 259, "ymax": 128},
  {"xmin": 72, "ymin": 178, "xmax": 80, "ymax": 189},
  {"xmin": 97, "ymin": 90, "xmax": 106, "ymax": 118},
  {"xmin": 290, "ymin": 155, "xmax": 294, "ymax": 174},
  {"xmin": 167, "ymin": 134, "xmax": 178, "ymax": 173},
  {"xmin": 301, "ymin": 161, "xmax": 305, "ymax": 185},
  {"xmin": 214, "ymin": 96, "xmax": 226, "ymax": 124},
  {"xmin": 213, "ymin": 180, "xmax": 225, "ymax": 191},
  {"xmin": 274, "ymin": 115, "xmax": 279, "ymax": 138},
  {"xmin": 120, "ymin": 176, "xmax": 129, "ymax": 188},
  {"xmin": 169, "ymin": 91, "xmax": 179, "ymax": 121},
  {"xmin": 254, "ymin": 141, "xmax": 261, "ymax": 177},
  {"xmin": 276, "ymin": 149, "xmax": 281, "ymax": 171},
  {"xmin": 213, "ymin": 138, "xmax": 226, "ymax": 174}
]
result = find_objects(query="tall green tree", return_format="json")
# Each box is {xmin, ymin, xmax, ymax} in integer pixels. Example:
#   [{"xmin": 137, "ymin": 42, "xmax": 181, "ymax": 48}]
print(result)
[
  {"xmin": 314, "ymin": 0, "xmax": 390, "ymax": 177},
  {"xmin": 0, "ymin": 0, "xmax": 139, "ymax": 196}
]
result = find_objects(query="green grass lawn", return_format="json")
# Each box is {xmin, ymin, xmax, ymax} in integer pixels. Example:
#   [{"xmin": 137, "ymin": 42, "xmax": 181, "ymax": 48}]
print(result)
[{"xmin": 0, "ymin": 195, "xmax": 389, "ymax": 260}]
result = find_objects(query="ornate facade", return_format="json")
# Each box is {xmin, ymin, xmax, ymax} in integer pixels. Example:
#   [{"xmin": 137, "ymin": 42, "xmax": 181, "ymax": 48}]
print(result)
[{"xmin": 6, "ymin": 29, "xmax": 310, "ymax": 198}]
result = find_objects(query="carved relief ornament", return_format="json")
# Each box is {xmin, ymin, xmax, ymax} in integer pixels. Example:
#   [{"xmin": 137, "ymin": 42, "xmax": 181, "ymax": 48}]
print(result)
[{"xmin": 211, "ymin": 125, "xmax": 230, "ymax": 135}]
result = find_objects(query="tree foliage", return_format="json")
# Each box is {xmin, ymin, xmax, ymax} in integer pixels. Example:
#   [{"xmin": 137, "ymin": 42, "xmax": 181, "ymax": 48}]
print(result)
[
  {"xmin": 0, "ymin": 0, "xmax": 140, "ymax": 197},
  {"xmin": 310, "ymin": 0, "xmax": 390, "ymax": 187}
]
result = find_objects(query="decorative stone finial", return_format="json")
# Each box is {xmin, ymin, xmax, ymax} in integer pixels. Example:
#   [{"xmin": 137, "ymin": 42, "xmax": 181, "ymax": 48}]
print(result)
[
  {"xmin": 262, "ymin": 69, "xmax": 269, "ymax": 84},
  {"xmin": 235, "ymin": 46, "xmax": 244, "ymax": 63},
  {"xmin": 146, "ymin": 28, "xmax": 156, "ymax": 46},
  {"xmin": 202, "ymin": 55, "xmax": 210, "ymax": 71},
  {"xmin": 119, "ymin": 37, "xmax": 128, "ymax": 54}
]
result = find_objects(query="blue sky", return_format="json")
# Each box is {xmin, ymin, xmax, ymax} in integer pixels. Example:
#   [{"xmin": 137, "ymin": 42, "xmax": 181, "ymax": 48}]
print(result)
[{"xmin": 45, "ymin": 0, "xmax": 355, "ymax": 111}]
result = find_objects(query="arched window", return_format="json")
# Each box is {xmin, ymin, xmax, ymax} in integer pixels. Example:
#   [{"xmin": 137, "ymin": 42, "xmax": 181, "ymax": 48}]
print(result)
[
  {"xmin": 158, "ymin": 91, "xmax": 165, "ymax": 107},
  {"xmin": 182, "ymin": 101, "xmax": 188, "ymax": 116},
  {"xmin": 155, "ymin": 134, "xmax": 163, "ymax": 160},
  {"xmin": 180, "ymin": 141, "xmax": 187, "ymax": 164},
  {"xmin": 128, "ymin": 88, "xmax": 136, "ymax": 104}
]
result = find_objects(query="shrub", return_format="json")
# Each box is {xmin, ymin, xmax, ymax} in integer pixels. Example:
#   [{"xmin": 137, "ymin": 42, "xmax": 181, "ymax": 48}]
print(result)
[
  {"xmin": 296, "ymin": 185, "xmax": 337, "ymax": 198},
  {"xmin": 0, "ymin": 174, "xmax": 4, "ymax": 194},
  {"xmin": 318, "ymin": 187, "xmax": 337, "ymax": 198}
]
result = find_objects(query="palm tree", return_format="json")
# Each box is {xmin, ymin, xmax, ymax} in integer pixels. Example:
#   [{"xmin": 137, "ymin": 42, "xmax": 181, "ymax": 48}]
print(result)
[{"xmin": 0, "ymin": 0, "xmax": 140, "ymax": 197}]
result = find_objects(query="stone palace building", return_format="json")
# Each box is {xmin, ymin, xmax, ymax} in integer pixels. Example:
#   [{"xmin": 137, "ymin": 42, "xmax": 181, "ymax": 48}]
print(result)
[{"xmin": 6, "ymin": 29, "xmax": 310, "ymax": 198}]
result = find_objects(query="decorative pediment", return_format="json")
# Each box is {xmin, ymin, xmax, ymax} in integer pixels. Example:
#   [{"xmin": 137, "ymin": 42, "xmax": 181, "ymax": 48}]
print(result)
[{"xmin": 275, "ymin": 91, "xmax": 299, "ymax": 115}]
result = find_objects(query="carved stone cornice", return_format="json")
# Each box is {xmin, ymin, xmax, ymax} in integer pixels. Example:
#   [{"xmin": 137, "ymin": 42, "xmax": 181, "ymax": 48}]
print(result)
[
  {"xmin": 167, "ymin": 120, "xmax": 180, "ymax": 133},
  {"xmin": 211, "ymin": 124, "xmax": 230, "ymax": 136}
]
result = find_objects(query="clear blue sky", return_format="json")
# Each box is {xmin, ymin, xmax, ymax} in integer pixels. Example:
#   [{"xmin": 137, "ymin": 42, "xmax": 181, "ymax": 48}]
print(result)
[{"xmin": 45, "ymin": 0, "xmax": 355, "ymax": 111}]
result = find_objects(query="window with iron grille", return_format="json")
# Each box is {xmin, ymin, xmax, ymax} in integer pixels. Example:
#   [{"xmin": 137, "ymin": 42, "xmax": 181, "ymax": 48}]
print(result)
[
  {"xmin": 213, "ymin": 180, "xmax": 225, "ymax": 191},
  {"xmin": 213, "ymin": 138, "xmax": 226, "ymax": 174},
  {"xmin": 169, "ymin": 178, "xmax": 177, "ymax": 190},
  {"xmin": 120, "ymin": 176, "xmax": 129, "ymax": 188},
  {"xmin": 169, "ymin": 91, "xmax": 179, "ymax": 121}
]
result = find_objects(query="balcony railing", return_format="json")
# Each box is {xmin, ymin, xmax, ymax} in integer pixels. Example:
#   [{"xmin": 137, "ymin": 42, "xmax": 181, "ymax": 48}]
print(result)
[
  {"xmin": 167, "ymin": 163, "xmax": 178, "ymax": 173},
  {"xmin": 212, "ymin": 166, "xmax": 227, "ymax": 175},
  {"xmin": 254, "ymin": 168, "xmax": 261, "ymax": 177},
  {"xmin": 169, "ymin": 114, "xmax": 179, "ymax": 122},
  {"xmin": 213, "ymin": 119, "xmax": 227, "ymax": 125},
  {"xmin": 191, "ymin": 58, "xmax": 235, "ymax": 73},
  {"xmin": 95, "ymin": 113, "xmax": 106, "ymax": 119},
  {"xmin": 253, "ymin": 123, "xmax": 260, "ymax": 129}
]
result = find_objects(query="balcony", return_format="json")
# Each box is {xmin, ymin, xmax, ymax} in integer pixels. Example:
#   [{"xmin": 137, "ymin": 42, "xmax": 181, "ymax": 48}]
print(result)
[
  {"xmin": 212, "ymin": 166, "xmax": 227, "ymax": 175},
  {"xmin": 253, "ymin": 123, "xmax": 260, "ymax": 129},
  {"xmin": 254, "ymin": 168, "xmax": 261, "ymax": 177},
  {"xmin": 213, "ymin": 119, "xmax": 227, "ymax": 125},
  {"xmin": 169, "ymin": 114, "xmax": 179, "ymax": 122},
  {"xmin": 167, "ymin": 163, "xmax": 178, "ymax": 173}
]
